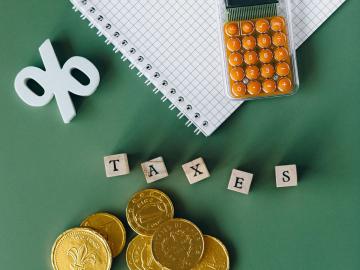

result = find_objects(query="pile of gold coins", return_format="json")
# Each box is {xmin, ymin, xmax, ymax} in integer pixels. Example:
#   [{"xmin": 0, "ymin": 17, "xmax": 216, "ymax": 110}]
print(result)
[
  {"xmin": 51, "ymin": 189, "xmax": 229, "ymax": 270},
  {"xmin": 126, "ymin": 189, "xmax": 230, "ymax": 269},
  {"xmin": 51, "ymin": 212, "xmax": 126, "ymax": 270}
]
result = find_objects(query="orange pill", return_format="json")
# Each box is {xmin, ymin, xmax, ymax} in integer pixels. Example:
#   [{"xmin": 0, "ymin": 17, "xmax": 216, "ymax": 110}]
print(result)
[
  {"xmin": 262, "ymin": 79, "xmax": 277, "ymax": 93},
  {"xmin": 242, "ymin": 36, "xmax": 257, "ymax": 50},
  {"xmin": 246, "ymin": 66, "xmax": 260, "ymax": 80},
  {"xmin": 231, "ymin": 82, "xmax": 247, "ymax": 97},
  {"xmin": 276, "ymin": 62, "xmax": 290, "ymax": 76},
  {"xmin": 255, "ymin": 18, "xmax": 270, "ymax": 33},
  {"xmin": 273, "ymin": 32, "xmax": 287, "ymax": 47},
  {"xmin": 227, "ymin": 38, "xmax": 241, "ymax": 52},
  {"xmin": 226, "ymin": 22, "xmax": 239, "ymax": 36},
  {"xmin": 244, "ymin": 51, "xmax": 258, "ymax": 65},
  {"xmin": 257, "ymin": 34, "xmax": 272, "ymax": 48},
  {"xmin": 259, "ymin": 49, "xmax": 273, "ymax": 63},
  {"xmin": 229, "ymin": 52, "xmax": 243, "ymax": 66},
  {"xmin": 274, "ymin": 47, "xmax": 289, "ymax": 61},
  {"xmin": 230, "ymin": 67, "xmax": 245, "ymax": 81},
  {"xmin": 241, "ymin": 21, "xmax": 254, "ymax": 35},
  {"xmin": 261, "ymin": 64, "xmax": 275, "ymax": 78},
  {"xmin": 247, "ymin": 81, "xmax": 262, "ymax": 95},
  {"xmin": 271, "ymin": 16, "xmax": 285, "ymax": 32},
  {"xmin": 278, "ymin": 77, "xmax": 293, "ymax": 93}
]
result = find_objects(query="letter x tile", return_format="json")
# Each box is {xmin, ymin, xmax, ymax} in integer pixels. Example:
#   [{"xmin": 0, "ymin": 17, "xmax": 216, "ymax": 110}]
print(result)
[{"xmin": 182, "ymin": 157, "xmax": 210, "ymax": 184}]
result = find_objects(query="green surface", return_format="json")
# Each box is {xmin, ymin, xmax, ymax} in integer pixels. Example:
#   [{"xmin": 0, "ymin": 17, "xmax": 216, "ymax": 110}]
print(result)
[{"xmin": 0, "ymin": 1, "xmax": 358, "ymax": 269}]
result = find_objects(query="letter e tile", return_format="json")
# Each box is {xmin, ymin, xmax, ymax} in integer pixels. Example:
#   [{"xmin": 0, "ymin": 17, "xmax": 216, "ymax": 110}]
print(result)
[{"xmin": 228, "ymin": 169, "xmax": 253, "ymax": 194}]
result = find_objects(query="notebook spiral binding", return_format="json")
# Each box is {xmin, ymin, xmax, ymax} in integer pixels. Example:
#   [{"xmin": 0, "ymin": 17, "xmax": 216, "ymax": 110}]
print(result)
[{"xmin": 72, "ymin": 0, "xmax": 211, "ymax": 135}]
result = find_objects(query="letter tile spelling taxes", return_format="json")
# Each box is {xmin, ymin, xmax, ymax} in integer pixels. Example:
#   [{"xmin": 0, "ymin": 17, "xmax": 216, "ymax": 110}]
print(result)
[
  {"xmin": 227, "ymin": 169, "xmax": 253, "ymax": 195},
  {"xmin": 275, "ymin": 164, "xmax": 298, "ymax": 188},
  {"xmin": 104, "ymin": 154, "xmax": 130, "ymax": 178},
  {"xmin": 141, "ymin": 157, "xmax": 168, "ymax": 183},
  {"xmin": 182, "ymin": 157, "xmax": 210, "ymax": 184}
]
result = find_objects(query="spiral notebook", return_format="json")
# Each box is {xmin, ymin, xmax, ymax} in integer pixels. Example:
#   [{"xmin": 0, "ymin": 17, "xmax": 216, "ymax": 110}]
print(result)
[{"xmin": 70, "ymin": 0, "xmax": 345, "ymax": 136}]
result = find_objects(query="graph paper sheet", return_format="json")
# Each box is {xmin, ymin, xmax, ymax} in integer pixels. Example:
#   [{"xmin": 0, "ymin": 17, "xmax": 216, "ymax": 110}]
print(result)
[
  {"xmin": 71, "ymin": 0, "xmax": 345, "ymax": 136},
  {"xmin": 292, "ymin": 0, "xmax": 346, "ymax": 48}
]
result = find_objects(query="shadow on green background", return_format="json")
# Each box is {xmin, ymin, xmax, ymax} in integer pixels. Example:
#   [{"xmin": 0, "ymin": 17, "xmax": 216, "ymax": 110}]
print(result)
[{"xmin": 0, "ymin": 0, "xmax": 359, "ymax": 269}]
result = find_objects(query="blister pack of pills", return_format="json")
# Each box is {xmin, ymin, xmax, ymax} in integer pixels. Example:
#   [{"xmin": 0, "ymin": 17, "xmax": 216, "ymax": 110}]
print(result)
[{"xmin": 221, "ymin": 0, "xmax": 299, "ymax": 100}]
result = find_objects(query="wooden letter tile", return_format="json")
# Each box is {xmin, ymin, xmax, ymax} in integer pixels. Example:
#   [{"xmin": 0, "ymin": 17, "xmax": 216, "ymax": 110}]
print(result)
[
  {"xmin": 141, "ymin": 157, "xmax": 168, "ymax": 183},
  {"xmin": 228, "ymin": 169, "xmax": 253, "ymax": 194},
  {"xmin": 104, "ymin": 153, "xmax": 130, "ymax": 177},
  {"xmin": 275, "ymin": 165, "xmax": 298, "ymax": 188},
  {"xmin": 182, "ymin": 157, "xmax": 210, "ymax": 184}
]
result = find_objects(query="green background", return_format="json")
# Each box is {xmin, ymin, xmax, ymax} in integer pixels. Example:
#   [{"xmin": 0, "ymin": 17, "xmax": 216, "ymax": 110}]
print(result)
[{"xmin": 0, "ymin": 0, "xmax": 358, "ymax": 269}]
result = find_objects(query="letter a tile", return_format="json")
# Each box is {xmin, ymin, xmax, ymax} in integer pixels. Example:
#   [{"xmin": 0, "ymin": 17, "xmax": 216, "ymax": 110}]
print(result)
[
  {"xmin": 141, "ymin": 157, "xmax": 168, "ymax": 183},
  {"xmin": 182, "ymin": 157, "xmax": 210, "ymax": 184},
  {"xmin": 275, "ymin": 165, "xmax": 298, "ymax": 188},
  {"xmin": 228, "ymin": 169, "xmax": 253, "ymax": 194}
]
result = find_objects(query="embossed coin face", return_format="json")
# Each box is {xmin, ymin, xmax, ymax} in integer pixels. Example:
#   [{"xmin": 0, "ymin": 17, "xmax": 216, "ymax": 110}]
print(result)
[
  {"xmin": 126, "ymin": 189, "xmax": 174, "ymax": 236},
  {"xmin": 51, "ymin": 227, "xmax": 112, "ymax": 270},
  {"xmin": 152, "ymin": 218, "xmax": 204, "ymax": 270},
  {"xmin": 126, "ymin": 236, "xmax": 165, "ymax": 270},
  {"xmin": 192, "ymin": 235, "xmax": 230, "ymax": 270},
  {"xmin": 80, "ymin": 212, "xmax": 126, "ymax": 258}
]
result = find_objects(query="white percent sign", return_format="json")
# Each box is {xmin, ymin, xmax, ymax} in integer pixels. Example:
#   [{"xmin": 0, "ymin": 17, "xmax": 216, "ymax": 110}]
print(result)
[{"xmin": 14, "ymin": 39, "xmax": 100, "ymax": 123}]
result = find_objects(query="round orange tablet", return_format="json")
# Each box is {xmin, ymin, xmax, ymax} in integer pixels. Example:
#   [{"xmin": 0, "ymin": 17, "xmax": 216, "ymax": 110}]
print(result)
[
  {"xmin": 262, "ymin": 79, "xmax": 277, "ymax": 93},
  {"xmin": 227, "ymin": 38, "xmax": 241, "ymax": 52},
  {"xmin": 241, "ymin": 21, "xmax": 254, "ymax": 35},
  {"xmin": 242, "ymin": 36, "xmax": 257, "ymax": 50},
  {"xmin": 261, "ymin": 64, "xmax": 275, "ymax": 78},
  {"xmin": 247, "ymin": 81, "xmax": 262, "ymax": 95},
  {"xmin": 257, "ymin": 34, "xmax": 272, "ymax": 48},
  {"xmin": 229, "ymin": 52, "xmax": 243, "ymax": 66},
  {"xmin": 225, "ymin": 22, "xmax": 239, "ymax": 36},
  {"xmin": 259, "ymin": 49, "xmax": 273, "ymax": 63},
  {"xmin": 230, "ymin": 67, "xmax": 245, "ymax": 81},
  {"xmin": 272, "ymin": 32, "xmax": 287, "ymax": 47},
  {"xmin": 255, "ymin": 19, "xmax": 270, "ymax": 33},
  {"xmin": 246, "ymin": 66, "xmax": 260, "ymax": 80},
  {"xmin": 244, "ymin": 51, "xmax": 258, "ymax": 65},
  {"xmin": 274, "ymin": 47, "xmax": 289, "ymax": 61},
  {"xmin": 276, "ymin": 62, "xmax": 290, "ymax": 76},
  {"xmin": 231, "ymin": 82, "xmax": 247, "ymax": 97},
  {"xmin": 278, "ymin": 77, "xmax": 293, "ymax": 93},
  {"xmin": 271, "ymin": 16, "xmax": 285, "ymax": 32}
]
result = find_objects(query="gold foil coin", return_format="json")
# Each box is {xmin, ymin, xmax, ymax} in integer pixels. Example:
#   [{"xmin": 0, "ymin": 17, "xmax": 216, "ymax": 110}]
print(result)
[
  {"xmin": 126, "ymin": 235, "xmax": 165, "ymax": 270},
  {"xmin": 126, "ymin": 189, "xmax": 174, "ymax": 236},
  {"xmin": 152, "ymin": 218, "xmax": 204, "ymax": 270},
  {"xmin": 192, "ymin": 235, "xmax": 230, "ymax": 270},
  {"xmin": 51, "ymin": 227, "xmax": 112, "ymax": 270},
  {"xmin": 80, "ymin": 212, "xmax": 126, "ymax": 258}
]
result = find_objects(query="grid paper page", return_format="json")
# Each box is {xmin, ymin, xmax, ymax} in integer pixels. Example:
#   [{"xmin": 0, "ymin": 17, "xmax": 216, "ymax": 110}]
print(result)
[
  {"xmin": 292, "ymin": 0, "xmax": 346, "ymax": 48},
  {"xmin": 71, "ymin": 0, "xmax": 345, "ymax": 136},
  {"xmin": 83, "ymin": 0, "xmax": 237, "ymax": 136}
]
